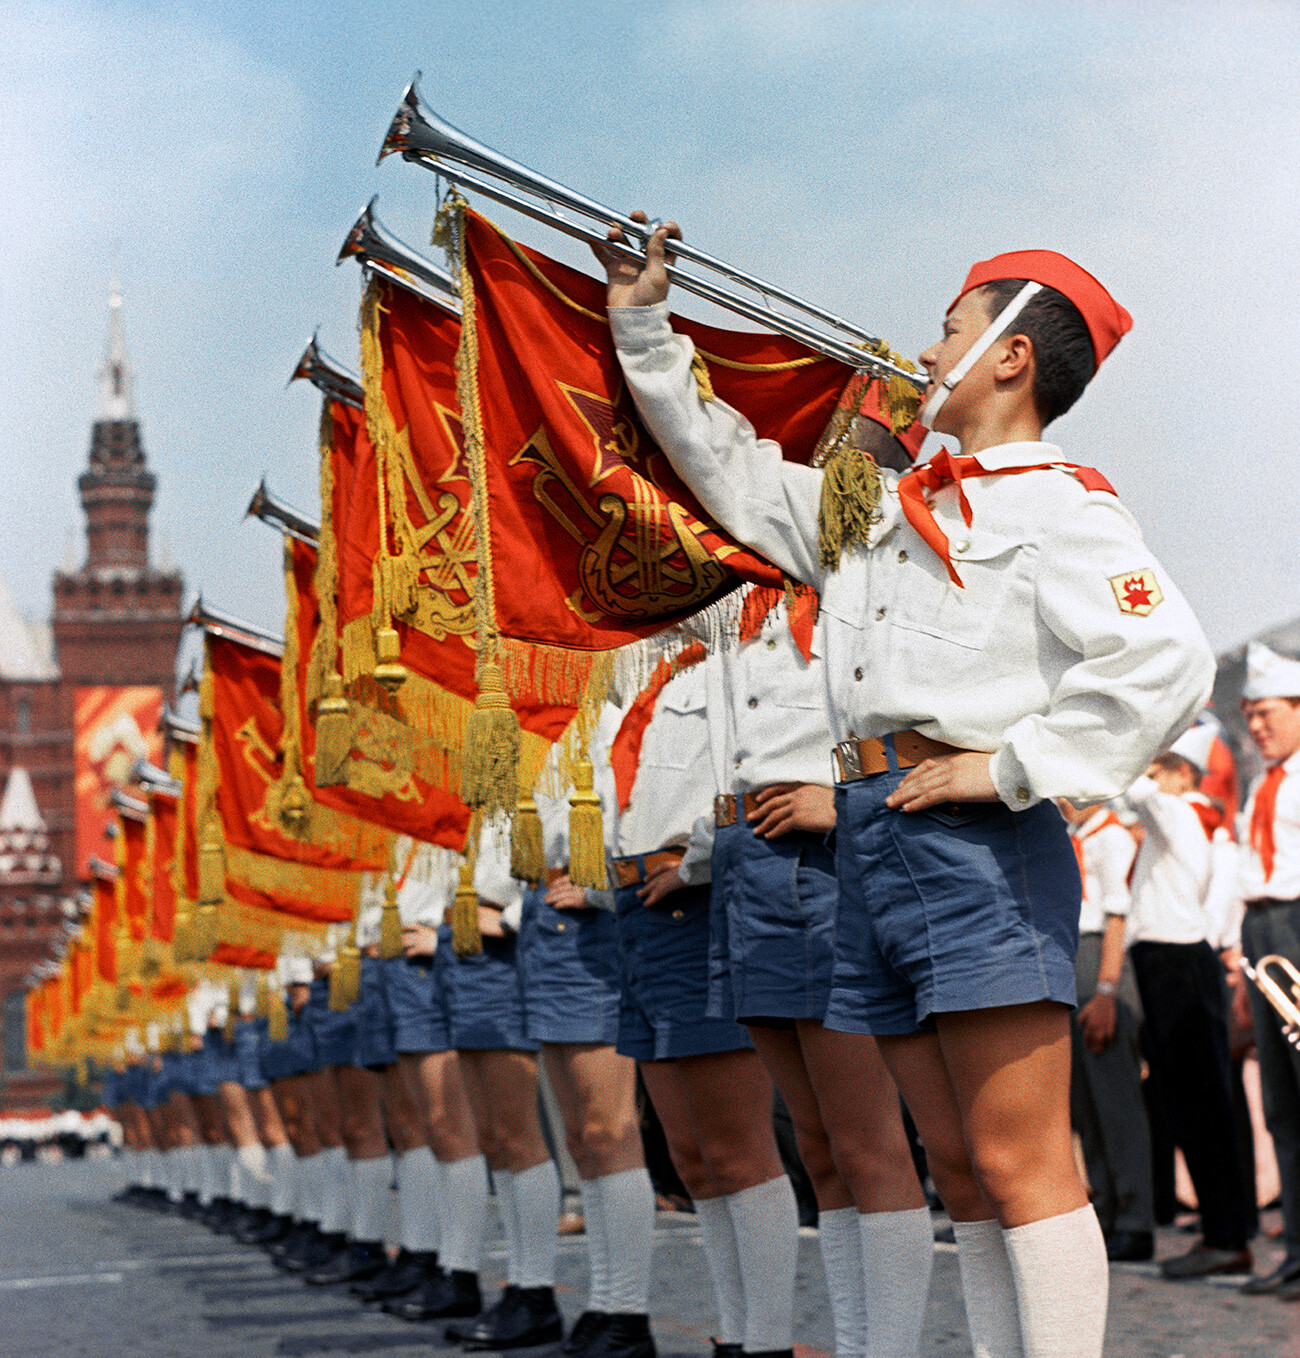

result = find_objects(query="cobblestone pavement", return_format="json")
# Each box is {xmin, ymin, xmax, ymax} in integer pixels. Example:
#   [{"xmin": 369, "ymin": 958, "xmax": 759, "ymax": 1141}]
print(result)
[{"xmin": 0, "ymin": 1160, "xmax": 1297, "ymax": 1357}]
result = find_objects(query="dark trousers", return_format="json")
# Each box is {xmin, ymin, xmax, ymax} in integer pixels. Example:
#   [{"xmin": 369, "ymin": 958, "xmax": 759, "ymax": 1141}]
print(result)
[
  {"xmin": 1130, "ymin": 939, "xmax": 1255, "ymax": 1250},
  {"xmin": 1070, "ymin": 933, "xmax": 1153, "ymax": 1236},
  {"xmin": 1242, "ymin": 900, "xmax": 1300, "ymax": 1266}
]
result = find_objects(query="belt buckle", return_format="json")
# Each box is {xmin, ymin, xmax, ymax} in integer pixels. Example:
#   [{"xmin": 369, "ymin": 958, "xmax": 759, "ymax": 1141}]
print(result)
[{"xmin": 835, "ymin": 738, "xmax": 864, "ymax": 782}]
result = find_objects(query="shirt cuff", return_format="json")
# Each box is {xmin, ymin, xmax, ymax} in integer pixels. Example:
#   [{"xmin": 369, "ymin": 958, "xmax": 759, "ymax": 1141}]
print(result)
[
  {"xmin": 989, "ymin": 745, "xmax": 1039, "ymax": 810},
  {"xmin": 608, "ymin": 301, "xmax": 675, "ymax": 353}
]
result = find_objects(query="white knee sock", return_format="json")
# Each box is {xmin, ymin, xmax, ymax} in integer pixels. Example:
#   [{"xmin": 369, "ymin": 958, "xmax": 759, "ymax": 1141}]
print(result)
[
  {"xmin": 395, "ymin": 1146, "xmax": 441, "ymax": 1253},
  {"xmin": 441, "ymin": 1153, "xmax": 489, "ymax": 1273},
  {"xmin": 495, "ymin": 1168, "xmax": 520, "ymax": 1283},
  {"xmin": 512, "ymin": 1159, "xmax": 560, "ymax": 1288},
  {"xmin": 859, "ymin": 1207, "xmax": 933, "ymax": 1358},
  {"xmin": 1002, "ymin": 1206, "xmax": 1107, "ymax": 1358},
  {"xmin": 725, "ymin": 1175, "xmax": 799, "ymax": 1353},
  {"xmin": 195, "ymin": 1145, "xmax": 216, "ymax": 1205},
  {"xmin": 318, "ymin": 1145, "xmax": 350, "ymax": 1233},
  {"xmin": 579, "ymin": 1178, "xmax": 611, "ymax": 1311},
  {"xmin": 350, "ymin": 1154, "xmax": 393, "ymax": 1244},
  {"xmin": 299, "ymin": 1151, "xmax": 323, "ymax": 1223},
  {"xmin": 598, "ymin": 1167, "xmax": 655, "ymax": 1314},
  {"xmin": 214, "ymin": 1143, "xmax": 236, "ymax": 1199},
  {"xmin": 695, "ymin": 1195, "xmax": 745, "ymax": 1345},
  {"xmin": 818, "ymin": 1207, "xmax": 866, "ymax": 1358},
  {"xmin": 952, "ymin": 1219, "xmax": 1023, "ymax": 1358},
  {"xmin": 268, "ymin": 1143, "xmax": 295, "ymax": 1217},
  {"xmin": 162, "ymin": 1149, "xmax": 183, "ymax": 1202}
]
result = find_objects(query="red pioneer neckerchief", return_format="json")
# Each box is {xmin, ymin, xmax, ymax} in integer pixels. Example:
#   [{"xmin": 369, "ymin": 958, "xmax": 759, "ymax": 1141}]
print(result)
[
  {"xmin": 897, "ymin": 450, "xmax": 1116, "ymax": 586},
  {"xmin": 1250, "ymin": 764, "xmax": 1288, "ymax": 882}
]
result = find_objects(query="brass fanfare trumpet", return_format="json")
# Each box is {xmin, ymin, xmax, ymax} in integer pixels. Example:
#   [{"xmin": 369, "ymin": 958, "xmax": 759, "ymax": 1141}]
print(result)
[
  {"xmin": 337, "ymin": 196, "xmax": 460, "ymax": 315},
  {"xmin": 378, "ymin": 76, "xmax": 925, "ymax": 389},
  {"xmin": 1242, "ymin": 954, "xmax": 1300, "ymax": 1048},
  {"xmin": 245, "ymin": 477, "xmax": 321, "ymax": 548},
  {"xmin": 290, "ymin": 333, "xmax": 364, "ymax": 411}
]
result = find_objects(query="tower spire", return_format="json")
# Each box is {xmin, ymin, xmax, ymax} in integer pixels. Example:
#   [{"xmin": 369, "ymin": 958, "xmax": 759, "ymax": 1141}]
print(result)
[{"xmin": 96, "ymin": 279, "xmax": 135, "ymax": 420}]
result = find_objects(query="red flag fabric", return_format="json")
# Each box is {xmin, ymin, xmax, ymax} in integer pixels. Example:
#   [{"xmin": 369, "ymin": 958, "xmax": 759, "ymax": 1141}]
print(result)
[
  {"xmin": 454, "ymin": 208, "xmax": 850, "ymax": 663},
  {"xmin": 119, "ymin": 813, "xmax": 149, "ymax": 943},
  {"xmin": 92, "ymin": 871, "xmax": 117, "ymax": 986},
  {"xmin": 149, "ymin": 792, "xmax": 179, "ymax": 945},
  {"xmin": 611, "ymin": 643, "xmax": 709, "ymax": 812}
]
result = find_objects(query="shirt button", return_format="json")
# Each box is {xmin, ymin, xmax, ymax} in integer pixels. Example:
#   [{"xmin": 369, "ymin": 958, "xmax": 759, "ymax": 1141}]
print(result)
[
  {"xmin": 556, "ymin": 921, "xmax": 566, "ymax": 932},
  {"xmin": 1015, "ymin": 786, "xmax": 1031, "ymax": 803},
  {"xmin": 897, "ymin": 549, "xmax": 908, "ymax": 563},
  {"xmin": 875, "ymin": 607, "xmax": 887, "ymax": 620},
  {"xmin": 671, "ymin": 909, "xmax": 684, "ymax": 921},
  {"xmin": 766, "ymin": 638, "xmax": 777, "ymax": 650},
  {"xmin": 734, "ymin": 757, "xmax": 742, "ymax": 768},
  {"xmin": 954, "ymin": 540, "xmax": 970, "ymax": 554},
  {"xmin": 854, "ymin": 668, "xmax": 863, "ymax": 681},
  {"xmin": 747, "ymin": 697, "xmax": 758, "ymax": 709}
]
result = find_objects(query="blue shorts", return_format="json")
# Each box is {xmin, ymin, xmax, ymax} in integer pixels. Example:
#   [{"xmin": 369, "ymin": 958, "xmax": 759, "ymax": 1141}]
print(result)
[
  {"xmin": 270, "ymin": 1001, "xmax": 321, "ymax": 1079},
  {"xmin": 519, "ymin": 886, "xmax": 621, "ymax": 1045},
  {"xmin": 709, "ymin": 820, "xmax": 837, "ymax": 1023},
  {"xmin": 121, "ymin": 1062, "xmax": 149, "ymax": 1105},
  {"xmin": 385, "ymin": 953, "xmax": 452, "ymax": 1055},
  {"xmin": 825, "ymin": 769, "xmax": 1080, "ymax": 1038},
  {"xmin": 353, "ymin": 955, "xmax": 397, "ymax": 1069},
  {"xmin": 234, "ymin": 1019, "xmax": 269, "ymax": 1091},
  {"xmin": 306, "ymin": 976, "xmax": 358, "ymax": 1068},
  {"xmin": 102, "ymin": 1068, "xmax": 124, "ymax": 1107},
  {"xmin": 438, "ymin": 923, "xmax": 537, "ymax": 1053},
  {"xmin": 141, "ymin": 1056, "xmax": 176, "ymax": 1108},
  {"xmin": 191, "ymin": 1031, "xmax": 232, "ymax": 1095},
  {"xmin": 614, "ymin": 865, "xmax": 752, "ymax": 1062}
]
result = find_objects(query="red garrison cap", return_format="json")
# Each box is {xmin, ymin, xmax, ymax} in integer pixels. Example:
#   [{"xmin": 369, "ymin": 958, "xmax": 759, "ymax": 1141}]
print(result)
[{"xmin": 950, "ymin": 250, "xmax": 1133, "ymax": 369}]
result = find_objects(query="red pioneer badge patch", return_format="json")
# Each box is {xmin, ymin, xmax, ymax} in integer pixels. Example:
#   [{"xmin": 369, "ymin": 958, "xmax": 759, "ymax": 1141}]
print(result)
[{"xmin": 1109, "ymin": 569, "xmax": 1163, "ymax": 616}]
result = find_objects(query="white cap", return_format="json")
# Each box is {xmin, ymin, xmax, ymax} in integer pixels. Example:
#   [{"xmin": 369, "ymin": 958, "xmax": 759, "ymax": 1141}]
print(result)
[
  {"xmin": 1169, "ymin": 723, "xmax": 1217, "ymax": 774},
  {"xmin": 1243, "ymin": 642, "xmax": 1300, "ymax": 701}
]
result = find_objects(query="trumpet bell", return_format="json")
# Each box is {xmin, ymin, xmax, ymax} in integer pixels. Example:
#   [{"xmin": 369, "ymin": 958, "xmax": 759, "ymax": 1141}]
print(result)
[
  {"xmin": 337, "ymin": 195, "xmax": 459, "ymax": 314},
  {"xmin": 290, "ymin": 333, "xmax": 364, "ymax": 410}
]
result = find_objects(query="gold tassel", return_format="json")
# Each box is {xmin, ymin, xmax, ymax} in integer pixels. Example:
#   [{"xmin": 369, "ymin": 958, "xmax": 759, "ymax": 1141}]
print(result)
[
  {"xmin": 568, "ymin": 759, "xmax": 607, "ymax": 890},
  {"xmin": 510, "ymin": 791, "xmax": 545, "ymax": 884},
  {"xmin": 690, "ymin": 351, "xmax": 715, "ymax": 403},
  {"xmin": 330, "ymin": 943, "xmax": 360, "ymax": 1010},
  {"xmin": 198, "ymin": 821, "xmax": 225, "ymax": 905},
  {"xmin": 314, "ymin": 672, "xmax": 351, "ymax": 786},
  {"xmin": 460, "ymin": 662, "xmax": 520, "ymax": 818},
  {"xmin": 379, "ymin": 877, "xmax": 403, "ymax": 960},
  {"xmin": 193, "ymin": 903, "xmax": 218, "ymax": 962},
  {"xmin": 254, "ymin": 972, "xmax": 270, "ymax": 1020},
  {"xmin": 451, "ymin": 858, "xmax": 482, "ymax": 958},
  {"xmin": 372, "ymin": 623, "xmax": 408, "ymax": 694},
  {"xmin": 267, "ymin": 985, "xmax": 289, "ymax": 1042},
  {"xmin": 171, "ymin": 907, "xmax": 192, "ymax": 965},
  {"xmin": 817, "ymin": 444, "xmax": 884, "ymax": 570}
]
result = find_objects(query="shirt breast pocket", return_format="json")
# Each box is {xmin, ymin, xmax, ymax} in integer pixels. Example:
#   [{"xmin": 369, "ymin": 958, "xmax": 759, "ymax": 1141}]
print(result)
[
  {"xmin": 645, "ymin": 682, "xmax": 708, "ymax": 770},
  {"xmin": 888, "ymin": 527, "xmax": 1033, "ymax": 651}
]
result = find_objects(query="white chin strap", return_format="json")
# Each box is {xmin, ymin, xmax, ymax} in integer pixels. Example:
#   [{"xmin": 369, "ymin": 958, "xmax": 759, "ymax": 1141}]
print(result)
[{"xmin": 920, "ymin": 280, "xmax": 1043, "ymax": 428}]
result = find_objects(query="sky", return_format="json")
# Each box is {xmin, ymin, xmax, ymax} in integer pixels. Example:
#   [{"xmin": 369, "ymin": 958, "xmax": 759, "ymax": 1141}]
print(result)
[{"xmin": 3, "ymin": 0, "xmax": 1298, "ymax": 657}]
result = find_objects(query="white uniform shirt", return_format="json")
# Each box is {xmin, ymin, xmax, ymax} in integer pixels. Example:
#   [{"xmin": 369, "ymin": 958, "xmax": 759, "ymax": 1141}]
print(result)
[
  {"xmin": 611, "ymin": 303, "xmax": 1215, "ymax": 809},
  {"xmin": 701, "ymin": 586, "xmax": 833, "ymax": 794},
  {"xmin": 1071, "ymin": 810, "xmax": 1135, "ymax": 934},
  {"xmin": 354, "ymin": 876, "xmax": 385, "ymax": 948},
  {"xmin": 396, "ymin": 841, "xmax": 460, "ymax": 929},
  {"xmin": 612, "ymin": 658, "xmax": 717, "ymax": 881},
  {"xmin": 1237, "ymin": 750, "xmax": 1300, "ymax": 904},
  {"xmin": 1204, "ymin": 830, "xmax": 1242, "ymax": 952},
  {"xmin": 474, "ymin": 815, "xmax": 524, "ymax": 932},
  {"xmin": 1124, "ymin": 776, "xmax": 1211, "ymax": 946}
]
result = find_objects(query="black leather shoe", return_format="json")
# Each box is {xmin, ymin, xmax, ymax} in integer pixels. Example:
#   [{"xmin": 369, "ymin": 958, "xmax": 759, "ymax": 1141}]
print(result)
[
  {"xmin": 389, "ymin": 1267, "xmax": 481, "ymax": 1321},
  {"xmin": 563, "ymin": 1310, "xmax": 611, "ymax": 1355},
  {"xmin": 305, "ymin": 1239, "xmax": 388, "ymax": 1285},
  {"xmin": 269, "ymin": 1221, "xmax": 314, "ymax": 1263},
  {"xmin": 709, "ymin": 1343, "xmax": 742, "ymax": 1358},
  {"xmin": 444, "ymin": 1283, "xmax": 511, "ymax": 1343},
  {"xmin": 1160, "ymin": 1241, "xmax": 1251, "ymax": 1279},
  {"xmin": 283, "ymin": 1228, "xmax": 347, "ymax": 1273},
  {"xmin": 583, "ymin": 1313, "xmax": 655, "ymax": 1358},
  {"xmin": 352, "ymin": 1248, "xmax": 435, "ymax": 1302},
  {"xmin": 459, "ymin": 1284, "xmax": 563, "ymax": 1351},
  {"xmin": 247, "ymin": 1212, "xmax": 294, "ymax": 1246},
  {"xmin": 1242, "ymin": 1259, "xmax": 1300, "ymax": 1295},
  {"xmin": 1105, "ymin": 1230, "xmax": 1154, "ymax": 1262}
]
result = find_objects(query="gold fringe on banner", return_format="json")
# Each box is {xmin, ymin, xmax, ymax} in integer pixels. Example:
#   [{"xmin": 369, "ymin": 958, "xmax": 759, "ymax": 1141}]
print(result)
[
  {"xmin": 223, "ymin": 980, "xmax": 239, "ymax": 1042},
  {"xmin": 255, "ymin": 971, "xmax": 270, "ymax": 1020},
  {"xmin": 451, "ymin": 812, "xmax": 483, "ymax": 958},
  {"xmin": 193, "ymin": 902, "xmax": 218, "ymax": 961},
  {"xmin": 171, "ymin": 906, "xmax": 193, "ymax": 965},
  {"xmin": 379, "ymin": 875, "xmax": 403, "ymax": 959}
]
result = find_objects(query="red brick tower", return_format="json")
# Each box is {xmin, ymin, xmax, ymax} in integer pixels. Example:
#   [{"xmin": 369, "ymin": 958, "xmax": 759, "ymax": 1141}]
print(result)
[{"xmin": 51, "ymin": 284, "xmax": 185, "ymax": 707}]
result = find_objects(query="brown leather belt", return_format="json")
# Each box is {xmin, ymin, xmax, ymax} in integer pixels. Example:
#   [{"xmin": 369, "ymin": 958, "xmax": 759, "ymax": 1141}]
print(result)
[
  {"xmin": 832, "ymin": 731, "xmax": 966, "ymax": 783},
  {"xmin": 1246, "ymin": 896, "xmax": 1300, "ymax": 910},
  {"xmin": 545, "ymin": 867, "xmax": 567, "ymax": 887},
  {"xmin": 714, "ymin": 792, "xmax": 763, "ymax": 827},
  {"xmin": 614, "ymin": 848, "xmax": 686, "ymax": 888}
]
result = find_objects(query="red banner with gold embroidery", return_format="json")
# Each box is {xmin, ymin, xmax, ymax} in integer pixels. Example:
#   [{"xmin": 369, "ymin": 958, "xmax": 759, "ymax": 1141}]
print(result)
[
  {"xmin": 452, "ymin": 207, "xmax": 848, "ymax": 664},
  {"xmin": 205, "ymin": 631, "xmax": 388, "ymax": 873},
  {"xmin": 289, "ymin": 537, "xmax": 471, "ymax": 849},
  {"xmin": 92, "ymin": 871, "xmax": 117, "ymax": 986},
  {"xmin": 149, "ymin": 791, "xmax": 179, "ymax": 945}
]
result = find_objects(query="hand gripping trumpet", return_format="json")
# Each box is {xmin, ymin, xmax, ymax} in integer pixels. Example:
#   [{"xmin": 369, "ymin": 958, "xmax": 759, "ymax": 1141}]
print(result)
[
  {"xmin": 1241, "ymin": 954, "xmax": 1300, "ymax": 1048},
  {"xmin": 378, "ymin": 75, "xmax": 925, "ymax": 388}
]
